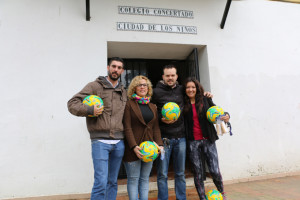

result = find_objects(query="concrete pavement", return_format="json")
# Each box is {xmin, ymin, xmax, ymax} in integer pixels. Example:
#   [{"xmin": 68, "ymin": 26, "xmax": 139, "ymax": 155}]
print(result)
[
  {"xmin": 6, "ymin": 174, "xmax": 300, "ymax": 200},
  {"xmin": 116, "ymin": 175, "xmax": 300, "ymax": 200}
]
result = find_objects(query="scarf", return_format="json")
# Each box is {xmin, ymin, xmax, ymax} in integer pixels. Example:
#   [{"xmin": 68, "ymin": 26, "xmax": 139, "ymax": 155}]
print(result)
[{"xmin": 132, "ymin": 93, "xmax": 151, "ymax": 104}]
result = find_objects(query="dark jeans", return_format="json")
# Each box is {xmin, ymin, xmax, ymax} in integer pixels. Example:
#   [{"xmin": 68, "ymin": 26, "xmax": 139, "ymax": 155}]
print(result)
[{"xmin": 188, "ymin": 140, "xmax": 224, "ymax": 200}]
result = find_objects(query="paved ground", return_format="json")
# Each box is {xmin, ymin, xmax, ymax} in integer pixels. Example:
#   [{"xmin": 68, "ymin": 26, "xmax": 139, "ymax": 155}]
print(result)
[
  {"xmin": 221, "ymin": 175, "xmax": 300, "ymax": 200},
  {"xmin": 5, "ymin": 175, "xmax": 300, "ymax": 200},
  {"xmin": 116, "ymin": 175, "xmax": 300, "ymax": 200}
]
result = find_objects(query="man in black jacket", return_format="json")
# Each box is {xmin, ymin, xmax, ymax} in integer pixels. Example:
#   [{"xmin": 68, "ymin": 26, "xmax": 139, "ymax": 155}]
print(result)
[
  {"xmin": 152, "ymin": 65, "xmax": 212, "ymax": 200},
  {"xmin": 152, "ymin": 65, "xmax": 186, "ymax": 200}
]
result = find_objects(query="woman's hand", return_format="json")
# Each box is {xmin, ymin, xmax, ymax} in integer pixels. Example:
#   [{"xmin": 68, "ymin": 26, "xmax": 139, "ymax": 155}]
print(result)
[
  {"xmin": 133, "ymin": 146, "xmax": 144, "ymax": 159},
  {"xmin": 158, "ymin": 146, "xmax": 164, "ymax": 155},
  {"xmin": 153, "ymin": 141, "xmax": 163, "ymax": 155},
  {"xmin": 221, "ymin": 114, "xmax": 230, "ymax": 123}
]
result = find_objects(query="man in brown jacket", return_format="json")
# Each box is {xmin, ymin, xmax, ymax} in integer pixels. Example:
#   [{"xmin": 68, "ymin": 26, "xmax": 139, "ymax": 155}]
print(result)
[{"xmin": 67, "ymin": 57, "xmax": 127, "ymax": 200}]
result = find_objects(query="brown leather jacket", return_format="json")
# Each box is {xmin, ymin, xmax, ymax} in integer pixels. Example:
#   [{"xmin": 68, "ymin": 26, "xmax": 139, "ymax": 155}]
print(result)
[
  {"xmin": 123, "ymin": 99, "xmax": 163, "ymax": 162},
  {"xmin": 68, "ymin": 76, "xmax": 127, "ymax": 140}
]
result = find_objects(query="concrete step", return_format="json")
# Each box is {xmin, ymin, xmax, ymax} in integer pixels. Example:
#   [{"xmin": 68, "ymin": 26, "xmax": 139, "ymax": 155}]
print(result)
[{"xmin": 117, "ymin": 177, "xmax": 214, "ymax": 195}]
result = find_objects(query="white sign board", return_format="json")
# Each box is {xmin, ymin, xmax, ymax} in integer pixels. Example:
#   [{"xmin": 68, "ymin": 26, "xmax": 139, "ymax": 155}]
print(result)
[
  {"xmin": 117, "ymin": 22, "xmax": 197, "ymax": 34},
  {"xmin": 119, "ymin": 6, "xmax": 193, "ymax": 18}
]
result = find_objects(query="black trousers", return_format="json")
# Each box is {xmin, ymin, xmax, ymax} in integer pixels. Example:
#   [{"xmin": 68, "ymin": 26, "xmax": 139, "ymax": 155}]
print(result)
[{"xmin": 188, "ymin": 140, "xmax": 224, "ymax": 200}]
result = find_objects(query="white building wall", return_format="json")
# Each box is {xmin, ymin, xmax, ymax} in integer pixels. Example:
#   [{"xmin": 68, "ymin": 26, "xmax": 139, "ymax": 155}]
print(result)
[{"xmin": 0, "ymin": 0, "xmax": 299, "ymax": 198}]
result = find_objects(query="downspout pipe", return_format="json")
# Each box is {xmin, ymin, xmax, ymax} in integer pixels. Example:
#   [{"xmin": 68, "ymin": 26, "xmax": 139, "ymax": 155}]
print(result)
[
  {"xmin": 86, "ymin": 0, "xmax": 91, "ymax": 21},
  {"xmin": 220, "ymin": 0, "xmax": 232, "ymax": 29}
]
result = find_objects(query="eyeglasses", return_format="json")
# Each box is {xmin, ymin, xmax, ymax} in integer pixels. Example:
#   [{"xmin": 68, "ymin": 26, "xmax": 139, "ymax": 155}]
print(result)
[{"xmin": 137, "ymin": 84, "xmax": 148, "ymax": 88}]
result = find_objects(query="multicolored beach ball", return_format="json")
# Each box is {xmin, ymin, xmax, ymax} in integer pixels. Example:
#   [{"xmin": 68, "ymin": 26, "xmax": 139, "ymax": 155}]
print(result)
[
  {"xmin": 206, "ymin": 189, "xmax": 223, "ymax": 200},
  {"xmin": 206, "ymin": 106, "xmax": 224, "ymax": 123},
  {"xmin": 161, "ymin": 102, "xmax": 181, "ymax": 121},
  {"xmin": 82, "ymin": 95, "xmax": 104, "ymax": 117},
  {"xmin": 139, "ymin": 141, "xmax": 159, "ymax": 162}
]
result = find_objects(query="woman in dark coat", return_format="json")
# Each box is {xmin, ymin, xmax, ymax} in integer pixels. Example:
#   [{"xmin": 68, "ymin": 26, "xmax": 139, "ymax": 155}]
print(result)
[
  {"xmin": 123, "ymin": 75, "xmax": 163, "ymax": 200},
  {"xmin": 183, "ymin": 77, "xmax": 229, "ymax": 200}
]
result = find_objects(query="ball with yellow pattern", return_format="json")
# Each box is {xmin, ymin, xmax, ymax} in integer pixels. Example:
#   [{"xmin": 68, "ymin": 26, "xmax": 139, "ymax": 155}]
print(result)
[
  {"xmin": 139, "ymin": 141, "xmax": 159, "ymax": 162},
  {"xmin": 161, "ymin": 102, "xmax": 181, "ymax": 121},
  {"xmin": 82, "ymin": 95, "xmax": 104, "ymax": 117},
  {"xmin": 206, "ymin": 106, "xmax": 224, "ymax": 124},
  {"xmin": 206, "ymin": 189, "xmax": 223, "ymax": 200}
]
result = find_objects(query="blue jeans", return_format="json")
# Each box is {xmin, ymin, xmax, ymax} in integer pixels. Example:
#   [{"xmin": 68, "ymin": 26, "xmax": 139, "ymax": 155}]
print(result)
[
  {"xmin": 157, "ymin": 137, "xmax": 186, "ymax": 200},
  {"xmin": 124, "ymin": 160, "xmax": 153, "ymax": 200},
  {"xmin": 91, "ymin": 140, "xmax": 125, "ymax": 200}
]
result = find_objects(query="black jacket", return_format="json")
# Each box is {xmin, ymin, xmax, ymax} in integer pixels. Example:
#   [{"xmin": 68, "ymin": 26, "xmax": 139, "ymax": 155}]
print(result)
[
  {"xmin": 152, "ymin": 81, "xmax": 185, "ymax": 138},
  {"xmin": 184, "ymin": 97, "xmax": 219, "ymax": 143}
]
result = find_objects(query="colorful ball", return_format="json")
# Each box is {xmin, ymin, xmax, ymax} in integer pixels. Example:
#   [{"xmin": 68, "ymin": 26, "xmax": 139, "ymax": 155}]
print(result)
[
  {"xmin": 139, "ymin": 141, "xmax": 159, "ymax": 162},
  {"xmin": 82, "ymin": 95, "xmax": 104, "ymax": 117},
  {"xmin": 162, "ymin": 102, "xmax": 181, "ymax": 121},
  {"xmin": 206, "ymin": 106, "xmax": 224, "ymax": 123},
  {"xmin": 206, "ymin": 189, "xmax": 223, "ymax": 200}
]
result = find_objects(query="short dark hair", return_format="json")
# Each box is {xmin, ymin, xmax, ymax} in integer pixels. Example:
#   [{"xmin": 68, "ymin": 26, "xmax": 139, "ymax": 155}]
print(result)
[
  {"xmin": 162, "ymin": 64, "xmax": 177, "ymax": 75},
  {"xmin": 108, "ymin": 57, "xmax": 124, "ymax": 67}
]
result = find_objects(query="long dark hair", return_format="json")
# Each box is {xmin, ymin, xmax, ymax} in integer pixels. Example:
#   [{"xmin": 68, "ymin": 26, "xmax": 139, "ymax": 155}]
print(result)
[{"xmin": 183, "ymin": 77, "xmax": 205, "ymax": 116}]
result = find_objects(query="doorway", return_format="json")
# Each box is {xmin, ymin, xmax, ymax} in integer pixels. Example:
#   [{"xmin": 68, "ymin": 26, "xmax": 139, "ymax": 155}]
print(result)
[
  {"xmin": 120, "ymin": 48, "xmax": 200, "ymax": 88},
  {"xmin": 111, "ymin": 48, "xmax": 200, "ymax": 179},
  {"xmin": 107, "ymin": 41, "xmax": 209, "ymax": 88}
]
